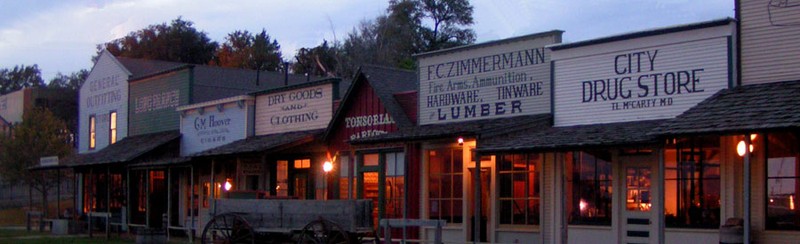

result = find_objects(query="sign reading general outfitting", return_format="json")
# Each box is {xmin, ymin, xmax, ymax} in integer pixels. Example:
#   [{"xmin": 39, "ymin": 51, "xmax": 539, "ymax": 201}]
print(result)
[
  {"xmin": 553, "ymin": 23, "xmax": 732, "ymax": 126},
  {"xmin": 417, "ymin": 32, "xmax": 561, "ymax": 125},
  {"xmin": 255, "ymin": 83, "xmax": 333, "ymax": 135}
]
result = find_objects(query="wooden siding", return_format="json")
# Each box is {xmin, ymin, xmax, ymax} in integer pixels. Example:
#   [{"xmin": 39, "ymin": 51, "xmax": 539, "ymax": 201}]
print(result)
[
  {"xmin": 128, "ymin": 69, "xmax": 190, "ymax": 136},
  {"xmin": 553, "ymin": 25, "xmax": 732, "ymax": 126},
  {"xmin": 79, "ymin": 51, "xmax": 129, "ymax": 153},
  {"xmin": 417, "ymin": 33, "xmax": 559, "ymax": 125},
  {"xmin": 254, "ymin": 83, "xmax": 333, "ymax": 135},
  {"xmin": 740, "ymin": 0, "xmax": 800, "ymax": 84},
  {"xmin": 328, "ymin": 81, "xmax": 399, "ymax": 153}
]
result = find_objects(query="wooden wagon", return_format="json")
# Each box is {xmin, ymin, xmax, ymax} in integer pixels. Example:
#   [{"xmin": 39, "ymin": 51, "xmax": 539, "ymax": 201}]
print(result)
[{"xmin": 201, "ymin": 198, "xmax": 374, "ymax": 244}]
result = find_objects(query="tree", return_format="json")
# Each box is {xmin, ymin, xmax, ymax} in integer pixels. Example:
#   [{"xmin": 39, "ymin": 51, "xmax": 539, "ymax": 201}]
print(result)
[
  {"xmin": 0, "ymin": 65, "xmax": 45, "ymax": 95},
  {"xmin": 212, "ymin": 29, "xmax": 284, "ymax": 71},
  {"xmin": 418, "ymin": 0, "xmax": 475, "ymax": 51},
  {"xmin": 335, "ymin": 0, "xmax": 475, "ymax": 75},
  {"xmin": 292, "ymin": 40, "xmax": 340, "ymax": 77},
  {"xmin": 0, "ymin": 108, "xmax": 73, "ymax": 218},
  {"xmin": 48, "ymin": 69, "xmax": 88, "ymax": 92},
  {"xmin": 97, "ymin": 17, "xmax": 218, "ymax": 64}
]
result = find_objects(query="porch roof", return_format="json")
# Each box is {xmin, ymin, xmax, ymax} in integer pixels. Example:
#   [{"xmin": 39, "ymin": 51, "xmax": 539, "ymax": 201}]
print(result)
[
  {"xmin": 192, "ymin": 129, "xmax": 324, "ymax": 157},
  {"xmin": 350, "ymin": 114, "xmax": 552, "ymax": 144},
  {"xmin": 65, "ymin": 130, "xmax": 181, "ymax": 167},
  {"xmin": 651, "ymin": 80, "xmax": 800, "ymax": 136},
  {"xmin": 478, "ymin": 119, "xmax": 666, "ymax": 153}
]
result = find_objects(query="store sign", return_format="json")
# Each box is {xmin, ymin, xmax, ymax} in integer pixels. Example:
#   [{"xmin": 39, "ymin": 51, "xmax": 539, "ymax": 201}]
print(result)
[
  {"xmin": 554, "ymin": 37, "xmax": 730, "ymax": 126},
  {"xmin": 134, "ymin": 89, "xmax": 180, "ymax": 114},
  {"xmin": 180, "ymin": 102, "xmax": 249, "ymax": 156},
  {"xmin": 255, "ymin": 83, "xmax": 333, "ymax": 135},
  {"xmin": 86, "ymin": 74, "xmax": 124, "ymax": 109},
  {"xmin": 418, "ymin": 35, "xmax": 556, "ymax": 125},
  {"xmin": 345, "ymin": 113, "xmax": 395, "ymax": 140},
  {"xmin": 39, "ymin": 156, "xmax": 58, "ymax": 167}
]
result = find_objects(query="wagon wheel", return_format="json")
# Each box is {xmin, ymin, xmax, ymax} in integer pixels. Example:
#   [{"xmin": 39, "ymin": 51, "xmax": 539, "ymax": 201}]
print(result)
[
  {"xmin": 297, "ymin": 217, "xmax": 351, "ymax": 244},
  {"xmin": 201, "ymin": 212, "xmax": 255, "ymax": 244}
]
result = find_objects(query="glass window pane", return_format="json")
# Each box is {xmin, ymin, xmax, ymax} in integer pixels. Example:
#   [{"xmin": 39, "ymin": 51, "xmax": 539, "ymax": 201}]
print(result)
[{"xmin": 364, "ymin": 154, "xmax": 379, "ymax": 166}]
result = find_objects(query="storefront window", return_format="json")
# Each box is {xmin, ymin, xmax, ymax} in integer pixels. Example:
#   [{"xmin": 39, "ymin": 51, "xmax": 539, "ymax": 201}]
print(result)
[
  {"xmin": 109, "ymin": 111, "xmax": 117, "ymax": 144},
  {"xmin": 339, "ymin": 155, "xmax": 353, "ymax": 199},
  {"xmin": 385, "ymin": 152, "xmax": 405, "ymax": 218},
  {"xmin": 665, "ymin": 136, "xmax": 720, "ymax": 229},
  {"xmin": 428, "ymin": 148, "xmax": 464, "ymax": 224},
  {"xmin": 766, "ymin": 132, "xmax": 800, "ymax": 230},
  {"xmin": 498, "ymin": 153, "xmax": 541, "ymax": 225},
  {"xmin": 567, "ymin": 151, "xmax": 612, "ymax": 225}
]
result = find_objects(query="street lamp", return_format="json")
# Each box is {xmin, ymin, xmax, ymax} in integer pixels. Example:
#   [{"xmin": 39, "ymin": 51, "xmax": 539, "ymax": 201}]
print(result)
[{"xmin": 323, "ymin": 161, "xmax": 333, "ymax": 200}]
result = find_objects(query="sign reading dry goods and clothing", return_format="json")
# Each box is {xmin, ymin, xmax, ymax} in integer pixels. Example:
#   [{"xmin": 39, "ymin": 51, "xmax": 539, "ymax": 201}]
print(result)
[
  {"xmin": 417, "ymin": 32, "xmax": 561, "ymax": 125},
  {"xmin": 255, "ymin": 83, "xmax": 334, "ymax": 135},
  {"xmin": 553, "ymin": 26, "xmax": 732, "ymax": 126}
]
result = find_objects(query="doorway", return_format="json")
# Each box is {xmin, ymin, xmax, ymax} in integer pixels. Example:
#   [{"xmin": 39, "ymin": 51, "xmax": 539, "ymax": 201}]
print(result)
[
  {"xmin": 469, "ymin": 167, "xmax": 490, "ymax": 243},
  {"xmin": 619, "ymin": 155, "xmax": 657, "ymax": 244}
]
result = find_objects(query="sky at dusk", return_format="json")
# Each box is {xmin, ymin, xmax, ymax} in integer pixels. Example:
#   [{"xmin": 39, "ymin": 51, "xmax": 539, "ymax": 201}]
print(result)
[{"xmin": 0, "ymin": 0, "xmax": 734, "ymax": 81}]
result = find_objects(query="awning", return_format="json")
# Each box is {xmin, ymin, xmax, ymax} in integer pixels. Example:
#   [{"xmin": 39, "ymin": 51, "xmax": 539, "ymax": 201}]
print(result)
[
  {"xmin": 65, "ymin": 130, "xmax": 181, "ymax": 167},
  {"xmin": 478, "ymin": 119, "xmax": 666, "ymax": 153},
  {"xmin": 350, "ymin": 114, "xmax": 552, "ymax": 144},
  {"xmin": 651, "ymin": 80, "xmax": 800, "ymax": 136},
  {"xmin": 192, "ymin": 129, "xmax": 324, "ymax": 157}
]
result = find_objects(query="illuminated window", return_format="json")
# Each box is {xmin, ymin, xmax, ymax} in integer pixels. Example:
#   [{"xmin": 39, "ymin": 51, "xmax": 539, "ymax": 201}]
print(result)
[
  {"xmin": 339, "ymin": 155, "xmax": 354, "ymax": 199},
  {"xmin": 277, "ymin": 160, "xmax": 289, "ymax": 196},
  {"xmin": 498, "ymin": 153, "xmax": 541, "ymax": 225},
  {"xmin": 294, "ymin": 159, "xmax": 311, "ymax": 169},
  {"xmin": 665, "ymin": 137, "xmax": 720, "ymax": 228},
  {"xmin": 109, "ymin": 111, "xmax": 117, "ymax": 144},
  {"xmin": 766, "ymin": 132, "xmax": 800, "ymax": 230},
  {"xmin": 384, "ymin": 152, "xmax": 405, "ymax": 219},
  {"xmin": 428, "ymin": 148, "xmax": 464, "ymax": 224},
  {"xmin": 89, "ymin": 115, "xmax": 96, "ymax": 149},
  {"xmin": 567, "ymin": 151, "xmax": 613, "ymax": 226}
]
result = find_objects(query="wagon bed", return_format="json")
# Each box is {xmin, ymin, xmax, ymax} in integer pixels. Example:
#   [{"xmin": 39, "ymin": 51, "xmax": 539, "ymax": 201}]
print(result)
[{"xmin": 202, "ymin": 199, "xmax": 374, "ymax": 243}]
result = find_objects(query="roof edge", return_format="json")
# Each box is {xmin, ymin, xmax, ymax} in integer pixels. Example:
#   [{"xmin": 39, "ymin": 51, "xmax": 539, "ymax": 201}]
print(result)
[{"xmin": 414, "ymin": 30, "xmax": 565, "ymax": 58}]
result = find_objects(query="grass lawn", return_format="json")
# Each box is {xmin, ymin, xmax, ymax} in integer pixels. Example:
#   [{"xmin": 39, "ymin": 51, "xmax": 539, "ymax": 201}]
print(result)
[
  {"xmin": 0, "ymin": 229, "xmax": 132, "ymax": 244},
  {"xmin": 0, "ymin": 199, "xmax": 74, "ymax": 227}
]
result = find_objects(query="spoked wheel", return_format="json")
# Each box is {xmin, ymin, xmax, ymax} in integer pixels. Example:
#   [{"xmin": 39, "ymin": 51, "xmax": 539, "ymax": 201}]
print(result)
[
  {"xmin": 297, "ymin": 217, "xmax": 351, "ymax": 244},
  {"xmin": 201, "ymin": 212, "xmax": 255, "ymax": 244}
]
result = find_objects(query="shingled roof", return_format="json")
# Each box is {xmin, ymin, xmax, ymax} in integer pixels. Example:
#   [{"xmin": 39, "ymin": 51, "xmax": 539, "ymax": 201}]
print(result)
[
  {"xmin": 651, "ymin": 80, "xmax": 800, "ymax": 136},
  {"xmin": 478, "ymin": 119, "xmax": 666, "ymax": 153},
  {"xmin": 192, "ymin": 129, "xmax": 324, "ymax": 157},
  {"xmin": 351, "ymin": 114, "xmax": 552, "ymax": 144},
  {"xmin": 116, "ymin": 57, "xmax": 189, "ymax": 80},
  {"xmin": 67, "ymin": 130, "xmax": 181, "ymax": 166}
]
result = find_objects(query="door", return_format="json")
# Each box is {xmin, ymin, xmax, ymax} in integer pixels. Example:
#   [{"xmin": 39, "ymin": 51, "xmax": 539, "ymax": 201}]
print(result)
[
  {"xmin": 621, "ymin": 161, "xmax": 655, "ymax": 244},
  {"xmin": 469, "ymin": 167, "xmax": 490, "ymax": 243}
]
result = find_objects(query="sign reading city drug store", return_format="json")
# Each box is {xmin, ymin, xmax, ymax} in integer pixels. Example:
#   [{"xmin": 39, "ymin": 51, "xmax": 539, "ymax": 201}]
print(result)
[
  {"xmin": 417, "ymin": 31, "xmax": 561, "ymax": 125},
  {"xmin": 553, "ymin": 22, "xmax": 733, "ymax": 126}
]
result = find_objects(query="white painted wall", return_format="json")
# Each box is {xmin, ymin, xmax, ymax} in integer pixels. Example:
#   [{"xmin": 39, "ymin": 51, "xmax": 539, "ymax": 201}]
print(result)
[
  {"xmin": 553, "ymin": 23, "xmax": 733, "ymax": 126},
  {"xmin": 740, "ymin": 1, "xmax": 800, "ymax": 84},
  {"xmin": 417, "ymin": 32, "xmax": 560, "ymax": 125},
  {"xmin": 78, "ymin": 50, "xmax": 130, "ymax": 153},
  {"xmin": 254, "ymin": 83, "xmax": 333, "ymax": 135},
  {"xmin": 0, "ymin": 89, "xmax": 25, "ymax": 124}
]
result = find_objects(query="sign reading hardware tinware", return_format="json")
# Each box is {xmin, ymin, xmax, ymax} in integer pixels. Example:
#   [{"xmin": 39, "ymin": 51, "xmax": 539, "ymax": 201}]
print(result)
[
  {"xmin": 417, "ymin": 33, "xmax": 559, "ymax": 125},
  {"xmin": 255, "ymin": 83, "xmax": 333, "ymax": 135},
  {"xmin": 554, "ymin": 36, "xmax": 730, "ymax": 126}
]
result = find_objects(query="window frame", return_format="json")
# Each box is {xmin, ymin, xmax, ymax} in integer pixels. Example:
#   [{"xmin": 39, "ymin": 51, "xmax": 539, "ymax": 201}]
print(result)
[
  {"xmin": 89, "ymin": 114, "xmax": 96, "ymax": 150},
  {"xmin": 567, "ymin": 150, "xmax": 613, "ymax": 226},
  {"xmin": 108, "ymin": 111, "xmax": 117, "ymax": 144},
  {"xmin": 764, "ymin": 131, "xmax": 800, "ymax": 231},
  {"xmin": 427, "ymin": 147, "xmax": 464, "ymax": 224},
  {"xmin": 497, "ymin": 153, "xmax": 541, "ymax": 226},
  {"xmin": 664, "ymin": 136, "xmax": 721, "ymax": 229}
]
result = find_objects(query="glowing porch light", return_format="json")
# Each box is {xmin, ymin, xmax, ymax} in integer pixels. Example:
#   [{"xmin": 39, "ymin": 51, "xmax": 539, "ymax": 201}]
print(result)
[
  {"xmin": 791, "ymin": 195, "xmax": 795, "ymax": 210},
  {"xmin": 323, "ymin": 161, "xmax": 333, "ymax": 173},
  {"xmin": 579, "ymin": 199, "xmax": 587, "ymax": 211},
  {"xmin": 224, "ymin": 180, "xmax": 232, "ymax": 191},
  {"xmin": 457, "ymin": 137, "xmax": 464, "ymax": 146},
  {"xmin": 737, "ymin": 140, "xmax": 754, "ymax": 157}
]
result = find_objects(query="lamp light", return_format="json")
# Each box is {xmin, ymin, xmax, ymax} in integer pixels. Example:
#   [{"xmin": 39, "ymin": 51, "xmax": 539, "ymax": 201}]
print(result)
[
  {"xmin": 323, "ymin": 161, "xmax": 333, "ymax": 173},
  {"xmin": 457, "ymin": 136, "xmax": 464, "ymax": 146},
  {"xmin": 224, "ymin": 180, "xmax": 232, "ymax": 191}
]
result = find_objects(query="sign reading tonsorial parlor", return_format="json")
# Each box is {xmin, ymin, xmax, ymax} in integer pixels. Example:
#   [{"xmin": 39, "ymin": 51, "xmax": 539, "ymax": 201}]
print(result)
[{"xmin": 417, "ymin": 32, "xmax": 561, "ymax": 125}]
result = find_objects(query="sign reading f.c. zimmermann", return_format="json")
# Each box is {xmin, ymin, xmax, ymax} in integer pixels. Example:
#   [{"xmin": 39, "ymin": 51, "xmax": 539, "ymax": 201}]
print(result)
[{"xmin": 417, "ymin": 31, "xmax": 561, "ymax": 125}]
